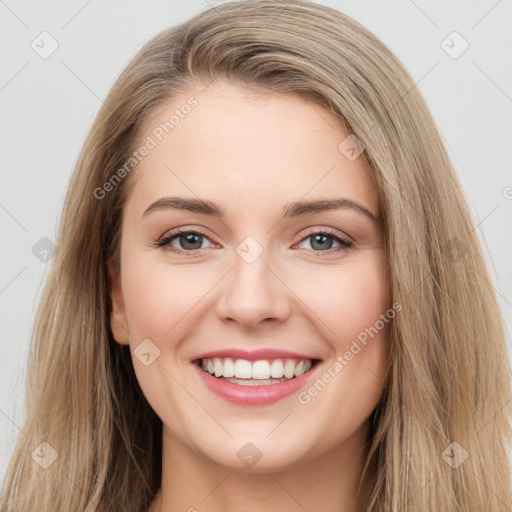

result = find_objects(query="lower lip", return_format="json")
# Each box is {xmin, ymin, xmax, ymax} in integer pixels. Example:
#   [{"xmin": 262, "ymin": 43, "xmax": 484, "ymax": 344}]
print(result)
[{"xmin": 193, "ymin": 362, "xmax": 319, "ymax": 406}]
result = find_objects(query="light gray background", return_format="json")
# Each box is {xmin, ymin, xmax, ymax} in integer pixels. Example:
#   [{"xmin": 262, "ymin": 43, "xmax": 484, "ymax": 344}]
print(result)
[{"xmin": 1, "ymin": 0, "xmax": 511, "ymax": 483}]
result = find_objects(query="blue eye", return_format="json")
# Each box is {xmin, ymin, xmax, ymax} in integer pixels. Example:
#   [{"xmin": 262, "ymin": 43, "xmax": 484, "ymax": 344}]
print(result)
[
  {"xmin": 297, "ymin": 231, "xmax": 353, "ymax": 253},
  {"xmin": 155, "ymin": 228, "xmax": 353, "ymax": 256},
  {"xmin": 157, "ymin": 231, "xmax": 214, "ymax": 253}
]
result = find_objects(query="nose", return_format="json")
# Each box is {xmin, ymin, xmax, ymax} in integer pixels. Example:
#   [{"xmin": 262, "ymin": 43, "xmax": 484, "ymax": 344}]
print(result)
[{"xmin": 215, "ymin": 247, "xmax": 292, "ymax": 330}]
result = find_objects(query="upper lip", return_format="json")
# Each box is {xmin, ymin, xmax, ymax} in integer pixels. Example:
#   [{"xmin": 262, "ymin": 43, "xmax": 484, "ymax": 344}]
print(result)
[{"xmin": 192, "ymin": 348, "xmax": 320, "ymax": 362}]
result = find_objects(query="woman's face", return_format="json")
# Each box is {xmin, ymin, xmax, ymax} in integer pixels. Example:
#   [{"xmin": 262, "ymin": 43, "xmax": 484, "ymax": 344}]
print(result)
[{"xmin": 109, "ymin": 81, "xmax": 391, "ymax": 472}]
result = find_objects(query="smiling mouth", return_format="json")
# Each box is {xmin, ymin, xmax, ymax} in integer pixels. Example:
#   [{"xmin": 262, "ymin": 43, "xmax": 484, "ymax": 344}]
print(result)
[{"xmin": 196, "ymin": 357, "xmax": 320, "ymax": 386}]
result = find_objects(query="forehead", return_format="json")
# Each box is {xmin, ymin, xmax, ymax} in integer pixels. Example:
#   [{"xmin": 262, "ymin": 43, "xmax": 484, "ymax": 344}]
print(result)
[{"xmin": 125, "ymin": 83, "xmax": 380, "ymax": 216}]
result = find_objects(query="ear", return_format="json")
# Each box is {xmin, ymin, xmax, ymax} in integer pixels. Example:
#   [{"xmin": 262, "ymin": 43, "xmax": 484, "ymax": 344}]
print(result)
[{"xmin": 107, "ymin": 256, "xmax": 129, "ymax": 345}]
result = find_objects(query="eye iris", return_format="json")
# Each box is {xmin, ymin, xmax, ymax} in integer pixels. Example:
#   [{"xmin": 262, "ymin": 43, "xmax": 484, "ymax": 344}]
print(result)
[
  {"xmin": 180, "ymin": 233, "xmax": 203, "ymax": 250},
  {"xmin": 311, "ymin": 234, "xmax": 333, "ymax": 251}
]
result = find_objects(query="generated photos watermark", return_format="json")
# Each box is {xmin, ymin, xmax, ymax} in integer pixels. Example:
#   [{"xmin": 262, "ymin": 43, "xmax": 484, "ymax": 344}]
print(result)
[
  {"xmin": 297, "ymin": 301, "xmax": 402, "ymax": 405},
  {"xmin": 93, "ymin": 96, "xmax": 198, "ymax": 200}
]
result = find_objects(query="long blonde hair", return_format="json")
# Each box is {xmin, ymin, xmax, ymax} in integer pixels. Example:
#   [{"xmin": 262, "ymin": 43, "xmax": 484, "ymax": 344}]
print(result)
[{"xmin": 2, "ymin": 1, "xmax": 510, "ymax": 510}]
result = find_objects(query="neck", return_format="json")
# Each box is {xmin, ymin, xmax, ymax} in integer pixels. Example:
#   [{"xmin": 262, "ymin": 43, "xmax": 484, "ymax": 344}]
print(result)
[{"xmin": 149, "ymin": 422, "xmax": 368, "ymax": 512}]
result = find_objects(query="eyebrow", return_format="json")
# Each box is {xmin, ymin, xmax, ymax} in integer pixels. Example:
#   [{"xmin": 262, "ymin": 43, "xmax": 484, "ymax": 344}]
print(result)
[{"xmin": 142, "ymin": 196, "xmax": 380, "ymax": 223}]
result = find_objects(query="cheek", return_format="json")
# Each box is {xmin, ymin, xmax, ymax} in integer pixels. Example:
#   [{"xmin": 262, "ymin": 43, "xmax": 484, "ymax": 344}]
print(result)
[
  {"xmin": 121, "ymin": 251, "xmax": 210, "ymax": 342},
  {"xmin": 296, "ymin": 252, "xmax": 390, "ymax": 347},
  {"xmin": 293, "ymin": 260, "xmax": 390, "ymax": 446},
  {"xmin": 118, "ymin": 250, "xmax": 207, "ymax": 435},
  {"xmin": 294, "ymin": 253, "xmax": 390, "ymax": 402}
]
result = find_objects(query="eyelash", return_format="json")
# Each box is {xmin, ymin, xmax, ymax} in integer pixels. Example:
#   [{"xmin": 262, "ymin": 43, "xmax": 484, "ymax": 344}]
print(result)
[{"xmin": 154, "ymin": 227, "xmax": 354, "ymax": 257}]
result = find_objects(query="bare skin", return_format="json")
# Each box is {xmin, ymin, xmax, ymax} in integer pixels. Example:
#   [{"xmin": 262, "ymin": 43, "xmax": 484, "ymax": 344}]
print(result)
[{"xmin": 108, "ymin": 81, "xmax": 391, "ymax": 512}]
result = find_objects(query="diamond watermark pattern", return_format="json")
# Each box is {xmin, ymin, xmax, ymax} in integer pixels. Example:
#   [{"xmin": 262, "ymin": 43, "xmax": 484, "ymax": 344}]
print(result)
[
  {"xmin": 441, "ymin": 31, "xmax": 469, "ymax": 59},
  {"xmin": 237, "ymin": 442, "xmax": 263, "ymax": 468},
  {"xmin": 338, "ymin": 134, "xmax": 365, "ymax": 161},
  {"xmin": 31, "ymin": 31, "xmax": 59, "ymax": 59},
  {"xmin": 134, "ymin": 338, "xmax": 161, "ymax": 366},
  {"xmin": 441, "ymin": 441, "xmax": 469, "ymax": 468},
  {"xmin": 236, "ymin": 236, "xmax": 263, "ymax": 264},
  {"xmin": 443, "ymin": 236, "xmax": 468, "ymax": 263},
  {"xmin": 32, "ymin": 237, "xmax": 56, "ymax": 262},
  {"xmin": 31, "ymin": 441, "xmax": 59, "ymax": 469}
]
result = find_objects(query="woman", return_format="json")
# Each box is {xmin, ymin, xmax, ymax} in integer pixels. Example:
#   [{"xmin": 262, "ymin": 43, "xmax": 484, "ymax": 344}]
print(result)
[{"xmin": 2, "ymin": 1, "xmax": 511, "ymax": 510}]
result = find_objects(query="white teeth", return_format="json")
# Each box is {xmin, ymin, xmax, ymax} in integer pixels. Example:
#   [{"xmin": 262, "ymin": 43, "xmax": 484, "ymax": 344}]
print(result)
[
  {"xmin": 199, "ymin": 357, "xmax": 314, "ymax": 380},
  {"xmin": 294, "ymin": 360, "xmax": 312, "ymax": 377},
  {"xmin": 223, "ymin": 357, "xmax": 235, "ymax": 378},
  {"xmin": 270, "ymin": 359, "xmax": 284, "ymax": 378},
  {"xmin": 234, "ymin": 359, "xmax": 253, "ymax": 379},
  {"xmin": 214, "ymin": 358, "xmax": 223, "ymax": 377},
  {"xmin": 252, "ymin": 360, "xmax": 271, "ymax": 379},
  {"xmin": 222, "ymin": 376, "xmax": 291, "ymax": 386},
  {"xmin": 284, "ymin": 359, "xmax": 296, "ymax": 379}
]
